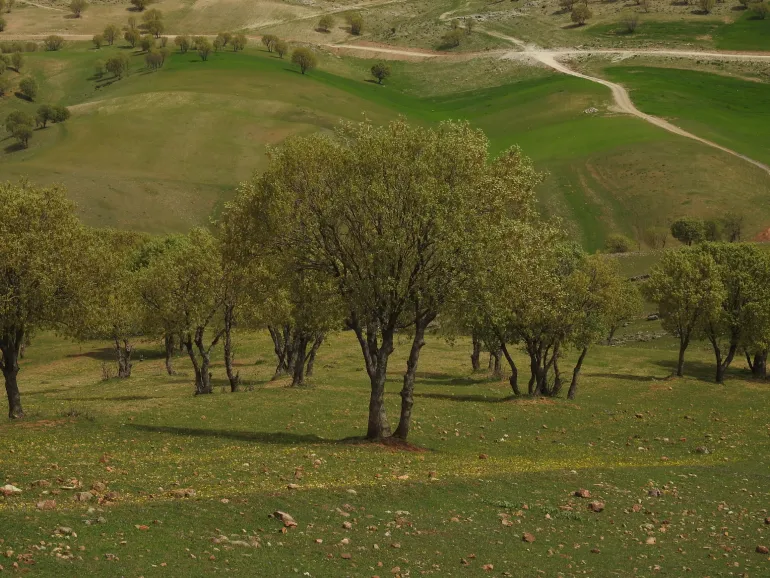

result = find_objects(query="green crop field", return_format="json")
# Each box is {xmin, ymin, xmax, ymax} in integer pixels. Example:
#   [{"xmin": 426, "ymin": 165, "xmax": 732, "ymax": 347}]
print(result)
[
  {"xmin": 1, "ymin": 328, "xmax": 769, "ymax": 576},
  {"xmin": 3, "ymin": 43, "xmax": 770, "ymax": 248}
]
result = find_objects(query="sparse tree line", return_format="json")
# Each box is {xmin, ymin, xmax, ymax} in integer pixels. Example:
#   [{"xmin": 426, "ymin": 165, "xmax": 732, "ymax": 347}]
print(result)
[{"xmin": 4, "ymin": 104, "xmax": 70, "ymax": 148}]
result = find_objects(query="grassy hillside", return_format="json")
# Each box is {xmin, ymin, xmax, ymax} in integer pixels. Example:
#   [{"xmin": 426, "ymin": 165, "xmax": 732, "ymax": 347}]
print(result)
[
  {"xmin": 1, "ymin": 328, "xmax": 769, "ymax": 576},
  {"xmin": 2, "ymin": 44, "xmax": 770, "ymax": 247}
]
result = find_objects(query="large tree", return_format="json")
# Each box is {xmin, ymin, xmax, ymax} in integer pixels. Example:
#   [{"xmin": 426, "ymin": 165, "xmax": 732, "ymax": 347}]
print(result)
[
  {"xmin": 139, "ymin": 228, "xmax": 225, "ymax": 394},
  {"xmin": 232, "ymin": 120, "xmax": 541, "ymax": 440},
  {"xmin": 644, "ymin": 248, "xmax": 724, "ymax": 377},
  {"xmin": 0, "ymin": 182, "xmax": 83, "ymax": 418}
]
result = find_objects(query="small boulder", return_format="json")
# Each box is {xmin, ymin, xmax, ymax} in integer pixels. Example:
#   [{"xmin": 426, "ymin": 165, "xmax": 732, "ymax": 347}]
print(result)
[
  {"xmin": 274, "ymin": 510, "xmax": 297, "ymax": 528},
  {"xmin": 574, "ymin": 489, "xmax": 591, "ymax": 499},
  {"xmin": 757, "ymin": 545, "xmax": 769, "ymax": 554},
  {"xmin": 648, "ymin": 488, "xmax": 662, "ymax": 497},
  {"xmin": 1, "ymin": 484, "xmax": 22, "ymax": 496},
  {"xmin": 522, "ymin": 533, "xmax": 536, "ymax": 543},
  {"xmin": 36, "ymin": 500, "xmax": 56, "ymax": 510},
  {"xmin": 587, "ymin": 501, "xmax": 605, "ymax": 513},
  {"xmin": 73, "ymin": 491, "xmax": 94, "ymax": 502}
]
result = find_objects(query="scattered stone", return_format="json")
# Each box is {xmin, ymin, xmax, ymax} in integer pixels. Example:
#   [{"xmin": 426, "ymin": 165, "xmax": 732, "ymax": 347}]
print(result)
[
  {"xmin": 574, "ymin": 489, "xmax": 591, "ymax": 498},
  {"xmin": 1, "ymin": 485, "xmax": 22, "ymax": 496},
  {"xmin": 274, "ymin": 510, "xmax": 297, "ymax": 528},
  {"xmin": 646, "ymin": 313, "xmax": 659, "ymax": 321},
  {"xmin": 591, "ymin": 548, "xmax": 600, "ymax": 554},
  {"xmin": 31, "ymin": 480, "xmax": 51, "ymax": 488},
  {"xmin": 55, "ymin": 526, "xmax": 74, "ymax": 535},
  {"xmin": 170, "ymin": 488, "xmax": 196, "ymax": 499},
  {"xmin": 36, "ymin": 500, "xmax": 56, "ymax": 510},
  {"xmin": 482, "ymin": 563, "xmax": 494, "ymax": 571},
  {"xmin": 340, "ymin": 553, "xmax": 352, "ymax": 559},
  {"xmin": 522, "ymin": 533, "xmax": 536, "ymax": 543},
  {"xmin": 648, "ymin": 488, "xmax": 662, "ymax": 497},
  {"xmin": 73, "ymin": 491, "xmax": 94, "ymax": 502},
  {"xmin": 694, "ymin": 446, "xmax": 710, "ymax": 455},
  {"xmin": 91, "ymin": 482, "xmax": 106, "ymax": 493},
  {"xmin": 478, "ymin": 453, "xmax": 488, "ymax": 460},
  {"xmin": 287, "ymin": 483, "xmax": 300, "ymax": 490},
  {"xmin": 646, "ymin": 537, "xmax": 656, "ymax": 545},
  {"xmin": 342, "ymin": 521, "xmax": 352, "ymax": 530},
  {"xmin": 757, "ymin": 545, "xmax": 769, "ymax": 554},
  {"xmin": 587, "ymin": 501, "xmax": 605, "ymax": 513}
]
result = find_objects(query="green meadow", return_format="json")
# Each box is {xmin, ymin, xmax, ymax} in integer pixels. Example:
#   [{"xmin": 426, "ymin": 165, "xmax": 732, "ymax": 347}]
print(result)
[
  {"xmin": 1, "ymin": 327, "xmax": 769, "ymax": 576},
  {"xmin": 3, "ymin": 43, "xmax": 770, "ymax": 248}
]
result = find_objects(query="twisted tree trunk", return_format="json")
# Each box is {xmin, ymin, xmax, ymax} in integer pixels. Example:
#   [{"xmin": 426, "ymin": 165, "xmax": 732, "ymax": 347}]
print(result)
[
  {"xmin": 567, "ymin": 346, "xmax": 588, "ymax": 400},
  {"xmin": 470, "ymin": 333, "xmax": 481, "ymax": 372},
  {"xmin": 164, "ymin": 333, "xmax": 176, "ymax": 375},
  {"xmin": 394, "ymin": 316, "xmax": 434, "ymax": 440},
  {"xmin": 1, "ymin": 328, "xmax": 24, "ymax": 419},
  {"xmin": 305, "ymin": 333, "xmax": 324, "ymax": 378},
  {"xmin": 223, "ymin": 304, "xmax": 240, "ymax": 392},
  {"xmin": 114, "ymin": 337, "xmax": 132, "ymax": 378},
  {"xmin": 350, "ymin": 317, "xmax": 393, "ymax": 440}
]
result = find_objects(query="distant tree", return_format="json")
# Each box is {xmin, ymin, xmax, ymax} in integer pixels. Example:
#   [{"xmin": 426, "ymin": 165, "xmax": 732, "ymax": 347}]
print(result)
[
  {"xmin": 571, "ymin": 4, "xmax": 592, "ymax": 24},
  {"xmin": 370, "ymin": 61, "xmax": 391, "ymax": 84},
  {"xmin": 18, "ymin": 76, "xmax": 37, "ymax": 100},
  {"xmin": 641, "ymin": 226, "xmax": 666, "ymax": 249},
  {"xmin": 10, "ymin": 122, "xmax": 32, "ymax": 147},
  {"xmin": 750, "ymin": 1, "xmax": 769, "ymax": 17},
  {"xmin": 35, "ymin": 104, "xmax": 55, "ymax": 128},
  {"xmin": 103, "ymin": 24, "xmax": 119, "ymax": 45},
  {"xmin": 644, "ymin": 248, "xmax": 724, "ymax": 377},
  {"xmin": 465, "ymin": 16, "xmax": 475, "ymax": 34},
  {"xmin": 0, "ymin": 59, "xmax": 5, "ymax": 75},
  {"xmin": 69, "ymin": 0, "xmax": 87, "ymax": 17},
  {"xmin": 130, "ymin": 0, "xmax": 154, "ymax": 10},
  {"xmin": 124, "ymin": 28, "xmax": 140, "ymax": 48},
  {"xmin": 560, "ymin": 0, "xmax": 577, "ymax": 10},
  {"xmin": 0, "ymin": 76, "xmax": 10, "ymax": 95},
  {"xmin": 142, "ymin": 8, "xmax": 163, "ymax": 37},
  {"xmin": 698, "ymin": 0, "xmax": 716, "ymax": 11},
  {"xmin": 106, "ymin": 53, "xmax": 130, "ymax": 78},
  {"xmin": 347, "ymin": 12, "xmax": 363, "ymax": 35},
  {"xmin": 127, "ymin": 15, "xmax": 137, "ymax": 30},
  {"xmin": 25, "ymin": 42, "xmax": 38, "ymax": 52},
  {"xmin": 604, "ymin": 233, "xmax": 633, "ymax": 253},
  {"xmin": 5, "ymin": 110, "xmax": 33, "ymax": 134},
  {"xmin": 721, "ymin": 212, "xmax": 743, "ymax": 242},
  {"xmin": 232, "ymin": 33, "xmax": 247, "ymax": 51},
  {"xmin": 92, "ymin": 34, "xmax": 104, "ymax": 49},
  {"xmin": 622, "ymin": 13, "xmax": 639, "ymax": 32},
  {"xmin": 639, "ymin": 0, "xmax": 651, "ymax": 12},
  {"xmin": 10, "ymin": 51, "xmax": 22, "ymax": 71},
  {"xmin": 274, "ymin": 39, "xmax": 288, "ymax": 58},
  {"xmin": 291, "ymin": 47, "xmax": 317, "ymax": 74},
  {"xmin": 140, "ymin": 34, "xmax": 154, "ymax": 52},
  {"xmin": 318, "ymin": 14, "xmax": 334, "ymax": 32},
  {"xmin": 0, "ymin": 17, "xmax": 5, "ymax": 31},
  {"xmin": 0, "ymin": 182, "xmax": 84, "ymax": 418},
  {"xmin": 441, "ymin": 28, "xmax": 463, "ymax": 48},
  {"xmin": 670, "ymin": 216, "xmax": 705, "ymax": 246},
  {"xmin": 216, "ymin": 32, "xmax": 232, "ymax": 48},
  {"xmin": 197, "ymin": 37, "xmax": 212, "ymax": 61},
  {"xmin": 704, "ymin": 218, "xmax": 723, "ymax": 242},
  {"xmin": 213, "ymin": 36, "xmax": 223, "ymax": 52},
  {"xmin": 261, "ymin": 33, "xmax": 278, "ymax": 52},
  {"xmin": 43, "ymin": 35, "xmax": 64, "ymax": 51},
  {"xmin": 145, "ymin": 48, "xmax": 164, "ymax": 69},
  {"xmin": 50, "ymin": 105, "xmax": 70, "ymax": 123},
  {"xmin": 604, "ymin": 277, "xmax": 644, "ymax": 346},
  {"xmin": 174, "ymin": 34, "xmax": 191, "ymax": 53}
]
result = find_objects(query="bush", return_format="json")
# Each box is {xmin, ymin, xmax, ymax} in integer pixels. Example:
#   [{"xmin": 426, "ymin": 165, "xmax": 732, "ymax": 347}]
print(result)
[
  {"xmin": 604, "ymin": 234, "xmax": 634, "ymax": 254},
  {"xmin": 291, "ymin": 47, "xmax": 317, "ymax": 74},
  {"xmin": 698, "ymin": 0, "xmax": 716, "ymax": 12},
  {"xmin": 69, "ymin": 0, "xmax": 87, "ymax": 17},
  {"xmin": 44, "ymin": 35, "xmax": 64, "ymax": 51},
  {"xmin": 670, "ymin": 217, "xmax": 705, "ymax": 246},
  {"xmin": 318, "ymin": 14, "xmax": 334, "ymax": 32},
  {"xmin": 174, "ymin": 35, "xmax": 191, "ymax": 53},
  {"xmin": 130, "ymin": 0, "xmax": 154, "ymax": 10},
  {"xmin": 347, "ymin": 12, "xmax": 363, "ymax": 35},
  {"xmin": 370, "ymin": 61, "xmax": 391, "ymax": 84},
  {"xmin": 0, "ymin": 17, "xmax": 5, "ymax": 32},
  {"xmin": 441, "ymin": 28, "xmax": 463, "ymax": 48},
  {"xmin": 571, "ymin": 4, "xmax": 592, "ymax": 24},
  {"xmin": 25, "ymin": 42, "xmax": 38, "ymax": 52},
  {"xmin": 18, "ymin": 76, "xmax": 37, "ymax": 100},
  {"xmin": 261, "ymin": 34, "xmax": 278, "ymax": 52},
  {"xmin": 274, "ymin": 39, "xmax": 288, "ymax": 58},
  {"xmin": 105, "ymin": 53, "xmax": 130, "ymax": 78},
  {"xmin": 750, "ymin": 1, "xmax": 769, "ymax": 17},
  {"xmin": 0, "ymin": 76, "xmax": 10, "ymax": 96},
  {"xmin": 622, "ymin": 13, "xmax": 639, "ymax": 32},
  {"xmin": 92, "ymin": 34, "xmax": 104, "ymax": 49},
  {"xmin": 11, "ymin": 50, "xmax": 22, "ymax": 71}
]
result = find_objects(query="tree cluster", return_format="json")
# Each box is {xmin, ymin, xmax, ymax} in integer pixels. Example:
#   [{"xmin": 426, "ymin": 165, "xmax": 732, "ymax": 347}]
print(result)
[{"xmin": 670, "ymin": 214, "xmax": 743, "ymax": 246}]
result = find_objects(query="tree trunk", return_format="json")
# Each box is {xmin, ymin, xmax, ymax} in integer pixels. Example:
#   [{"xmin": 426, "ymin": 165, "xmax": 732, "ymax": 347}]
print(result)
[
  {"xmin": 470, "ymin": 333, "xmax": 481, "ymax": 372},
  {"xmin": 490, "ymin": 349, "xmax": 502, "ymax": 378},
  {"xmin": 712, "ymin": 341, "xmax": 737, "ymax": 384},
  {"xmin": 488, "ymin": 352, "xmax": 494, "ymax": 371},
  {"xmin": 567, "ymin": 346, "xmax": 588, "ymax": 400},
  {"xmin": 499, "ymin": 342, "xmax": 520, "ymax": 396},
  {"xmin": 1, "ymin": 328, "xmax": 24, "ymax": 419},
  {"xmin": 114, "ymin": 337, "xmax": 132, "ymax": 378},
  {"xmin": 751, "ymin": 350, "xmax": 767, "ymax": 378},
  {"xmin": 305, "ymin": 333, "xmax": 324, "ymax": 377},
  {"xmin": 164, "ymin": 333, "xmax": 176, "ymax": 375},
  {"xmin": 350, "ymin": 319, "xmax": 393, "ymax": 440},
  {"xmin": 291, "ymin": 334, "xmax": 310, "ymax": 387},
  {"xmin": 551, "ymin": 354, "xmax": 563, "ymax": 398},
  {"xmin": 223, "ymin": 305, "xmax": 240, "ymax": 392},
  {"xmin": 394, "ymin": 318, "xmax": 432, "ymax": 440},
  {"xmin": 186, "ymin": 328, "xmax": 220, "ymax": 395},
  {"xmin": 676, "ymin": 336, "xmax": 689, "ymax": 377},
  {"xmin": 606, "ymin": 326, "xmax": 617, "ymax": 346}
]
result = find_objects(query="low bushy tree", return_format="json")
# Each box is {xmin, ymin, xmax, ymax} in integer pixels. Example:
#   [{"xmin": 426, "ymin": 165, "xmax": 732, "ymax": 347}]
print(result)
[
  {"xmin": 370, "ymin": 61, "xmax": 391, "ymax": 84},
  {"xmin": 261, "ymin": 33, "xmax": 278, "ymax": 52},
  {"xmin": 92, "ymin": 34, "xmax": 104, "ymax": 49},
  {"xmin": 274, "ymin": 39, "xmax": 288, "ymax": 58},
  {"xmin": 18, "ymin": 76, "xmax": 37, "ymax": 100},
  {"xmin": 671, "ymin": 216, "xmax": 705, "ymax": 246},
  {"xmin": 69, "ymin": 0, "xmax": 87, "ymax": 17},
  {"xmin": 604, "ymin": 233, "xmax": 633, "ymax": 253},
  {"xmin": 318, "ymin": 14, "xmax": 334, "ymax": 32},
  {"xmin": 103, "ymin": 24, "xmax": 119, "ymax": 45},
  {"xmin": 571, "ymin": 4, "xmax": 592, "ymax": 24},
  {"xmin": 106, "ymin": 52, "xmax": 130, "ymax": 78},
  {"xmin": 347, "ymin": 12, "xmax": 363, "ymax": 34},
  {"xmin": 43, "ymin": 35, "xmax": 64, "ymax": 51},
  {"xmin": 291, "ymin": 47, "xmax": 317, "ymax": 74},
  {"xmin": 174, "ymin": 34, "xmax": 190, "ymax": 53}
]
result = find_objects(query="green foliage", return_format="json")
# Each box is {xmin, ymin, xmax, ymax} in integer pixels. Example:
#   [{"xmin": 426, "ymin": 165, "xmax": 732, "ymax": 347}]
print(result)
[
  {"xmin": 124, "ymin": 28, "xmax": 140, "ymax": 48},
  {"xmin": 261, "ymin": 33, "xmax": 278, "ymax": 52},
  {"xmin": 347, "ymin": 12, "xmax": 364, "ymax": 35},
  {"xmin": 441, "ymin": 28, "xmax": 463, "ymax": 48},
  {"xmin": 571, "ymin": 4, "xmax": 592, "ymax": 25},
  {"xmin": 0, "ymin": 75, "xmax": 11, "ymax": 96},
  {"xmin": 750, "ymin": 1, "xmax": 769, "ymax": 18},
  {"xmin": 103, "ymin": 24, "xmax": 119, "ymax": 45},
  {"xmin": 35, "ymin": 104, "xmax": 54, "ymax": 128},
  {"xmin": 232, "ymin": 33, "xmax": 247, "ymax": 52},
  {"xmin": 174, "ymin": 34, "xmax": 191, "ymax": 53},
  {"xmin": 291, "ymin": 47, "xmax": 317, "ymax": 75},
  {"xmin": 196, "ymin": 37, "xmax": 212, "ymax": 61},
  {"xmin": 216, "ymin": 32, "xmax": 232, "ymax": 48},
  {"xmin": 142, "ymin": 9, "xmax": 163, "ymax": 37},
  {"xmin": 145, "ymin": 48, "xmax": 165, "ymax": 70},
  {"xmin": 370, "ymin": 61, "xmax": 391, "ymax": 84},
  {"xmin": 140, "ymin": 35, "xmax": 155, "ymax": 52},
  {"xmin": 0, "ymin": 181, "xmax": 84, "ymax": 417},
  {"xmin": 43, "ymin": 35, "xmax": 64, "ymax": 51},
  {"xmin": 130, "ymin": 0, "xmax": 154, "ymax": 10},
  {"xmin": 698, "ymin": 0, "xmax": 716, "ymax": 13},
  {"xmin": 92, "ymin": 34, "xmax": 104, "ymax": 49},
  {"xmin": 604, "ymin": 233, "xmax": 634, "ymax": 254},
  {"xmin": 105, "ymin": 53, "xmax": 130, "ymax": 78},
  {"xmin": 274, "ymin": 39, "xmax": 288, "ymax": 58},
  {"xmin": 670, "ymin": 217, "xmax": 705, "ymax": 246},
  {"xmin": 318, "ymin": 14, "xmax": 334, "ymax": 32},
  {"xmin": 69, "ymin": 0, "xmax": 87, "ymax": 17},
  {"xmin": 18, "ymin": 76, "xmax": 37, "ymax": 100}
]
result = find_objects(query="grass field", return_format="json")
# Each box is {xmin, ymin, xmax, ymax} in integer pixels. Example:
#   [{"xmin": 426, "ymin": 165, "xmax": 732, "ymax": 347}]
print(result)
[
  {"xmin": 1, "ymin": 324, "xmax": 769, "ymax": 576},
  {"xmin": 3, "ymin": 42, "xmax": 770, "ymax": 248}
]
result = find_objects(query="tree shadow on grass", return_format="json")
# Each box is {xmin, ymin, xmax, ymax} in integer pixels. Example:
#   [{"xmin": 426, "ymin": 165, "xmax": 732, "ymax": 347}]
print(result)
[
  {"xmin": 585, "ymin": 372, "xmax": 662, "ymax": 382},
  {"xmin": 414, "ymin": 392, "xmax": 517, "ymax": 403},
  {"xmin": 654, "ymin": 359, "xmax": 717, "ymax": 382},
  {"xmin": 59, "ymin": 394, "xmax": 161, "ymax": 402},
  {"xmin": 127, "ymin": 424, "xmax": 339, "ymax": 445},
  {"xmin": 414, "ymin": 372, "xmax": 478, "ymax": 387},
  {"xmin": 3, "ymin": 141, "xmax": 26, "ymax": 154}
]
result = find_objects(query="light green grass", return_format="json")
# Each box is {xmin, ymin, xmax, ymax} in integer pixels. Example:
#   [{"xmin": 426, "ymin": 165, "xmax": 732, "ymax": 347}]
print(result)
[{"xmin": 1, "ymin": 327, "xmax": 769, "ymax": 576}]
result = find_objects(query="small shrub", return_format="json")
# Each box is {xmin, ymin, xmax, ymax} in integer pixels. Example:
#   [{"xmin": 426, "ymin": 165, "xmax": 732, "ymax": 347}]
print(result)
[
  {"xmin": 347, "ymin": 12, "xmax": 363, "ymax": 35},
  {"xmin": 441, "ymin": 28, "xmax": 463, "ymax": 48},
  {"xmin": 261, "ymin": 33, "xmax": 278, "ymax": 52},
  {"xmin": 291, "ymin": 47, "xmax": 317, "ymax": 74},
  {"xmin": 370, "ymin": 61, "xmax": 391, "ymax": 84},
  {"xmin": 274, "ymin": 39, "xmax": 288, "ymax": 58},
  {"xmin": 44, "ymin": 35, "xmax": 64, "ymax": 51},
  {"xmin": 750, "ymin": 1, "xmax": 769, "ymax": 17},
  {"xmin": 622, "ymin": 13, "xmax": 639, "ymax": 32},
  {"xmin": 604, "ymin": 234, "xmax": 634, "ymax": 254},
  {"xmin": 19, "ymin": 76, "xmax": 38, "ymax": 100},
  {"xmin": 698, "ymin": 0, "xmax": 716, "ymax": 12},
  {"xmin": 571, "ymin": 4, "xmax": 592, "ymax": 24},
  {"xmin": 318, "ymin": 14, "xmax": 334, "ymax": 32}
]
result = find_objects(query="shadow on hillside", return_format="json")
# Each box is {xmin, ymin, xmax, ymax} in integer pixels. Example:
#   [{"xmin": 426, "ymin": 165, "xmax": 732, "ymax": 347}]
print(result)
[
  {"xmin": 414, "ymin": 392, "xmax": 516, "ymax": 403},
  {"xmin": 585, "ymin": 372, "xmax": 661, "ymax": 382},
  {"xmin": 67, "ymin": 346, "xmax": 166, "ymax": 362},
  {"xmin": 414, "ymin": 372, "xmax": 478, "ymax": 386},
  {"xmin": 654, "ymin": 359, "xmax": 717, "ymax": 382},
  {"xmin": 60, "ymin": 394, "xmax": 161, "ymax": 402},
  {"xmin": 127, "ymin": 424, "xmax": 335, "ymax": 444}
]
